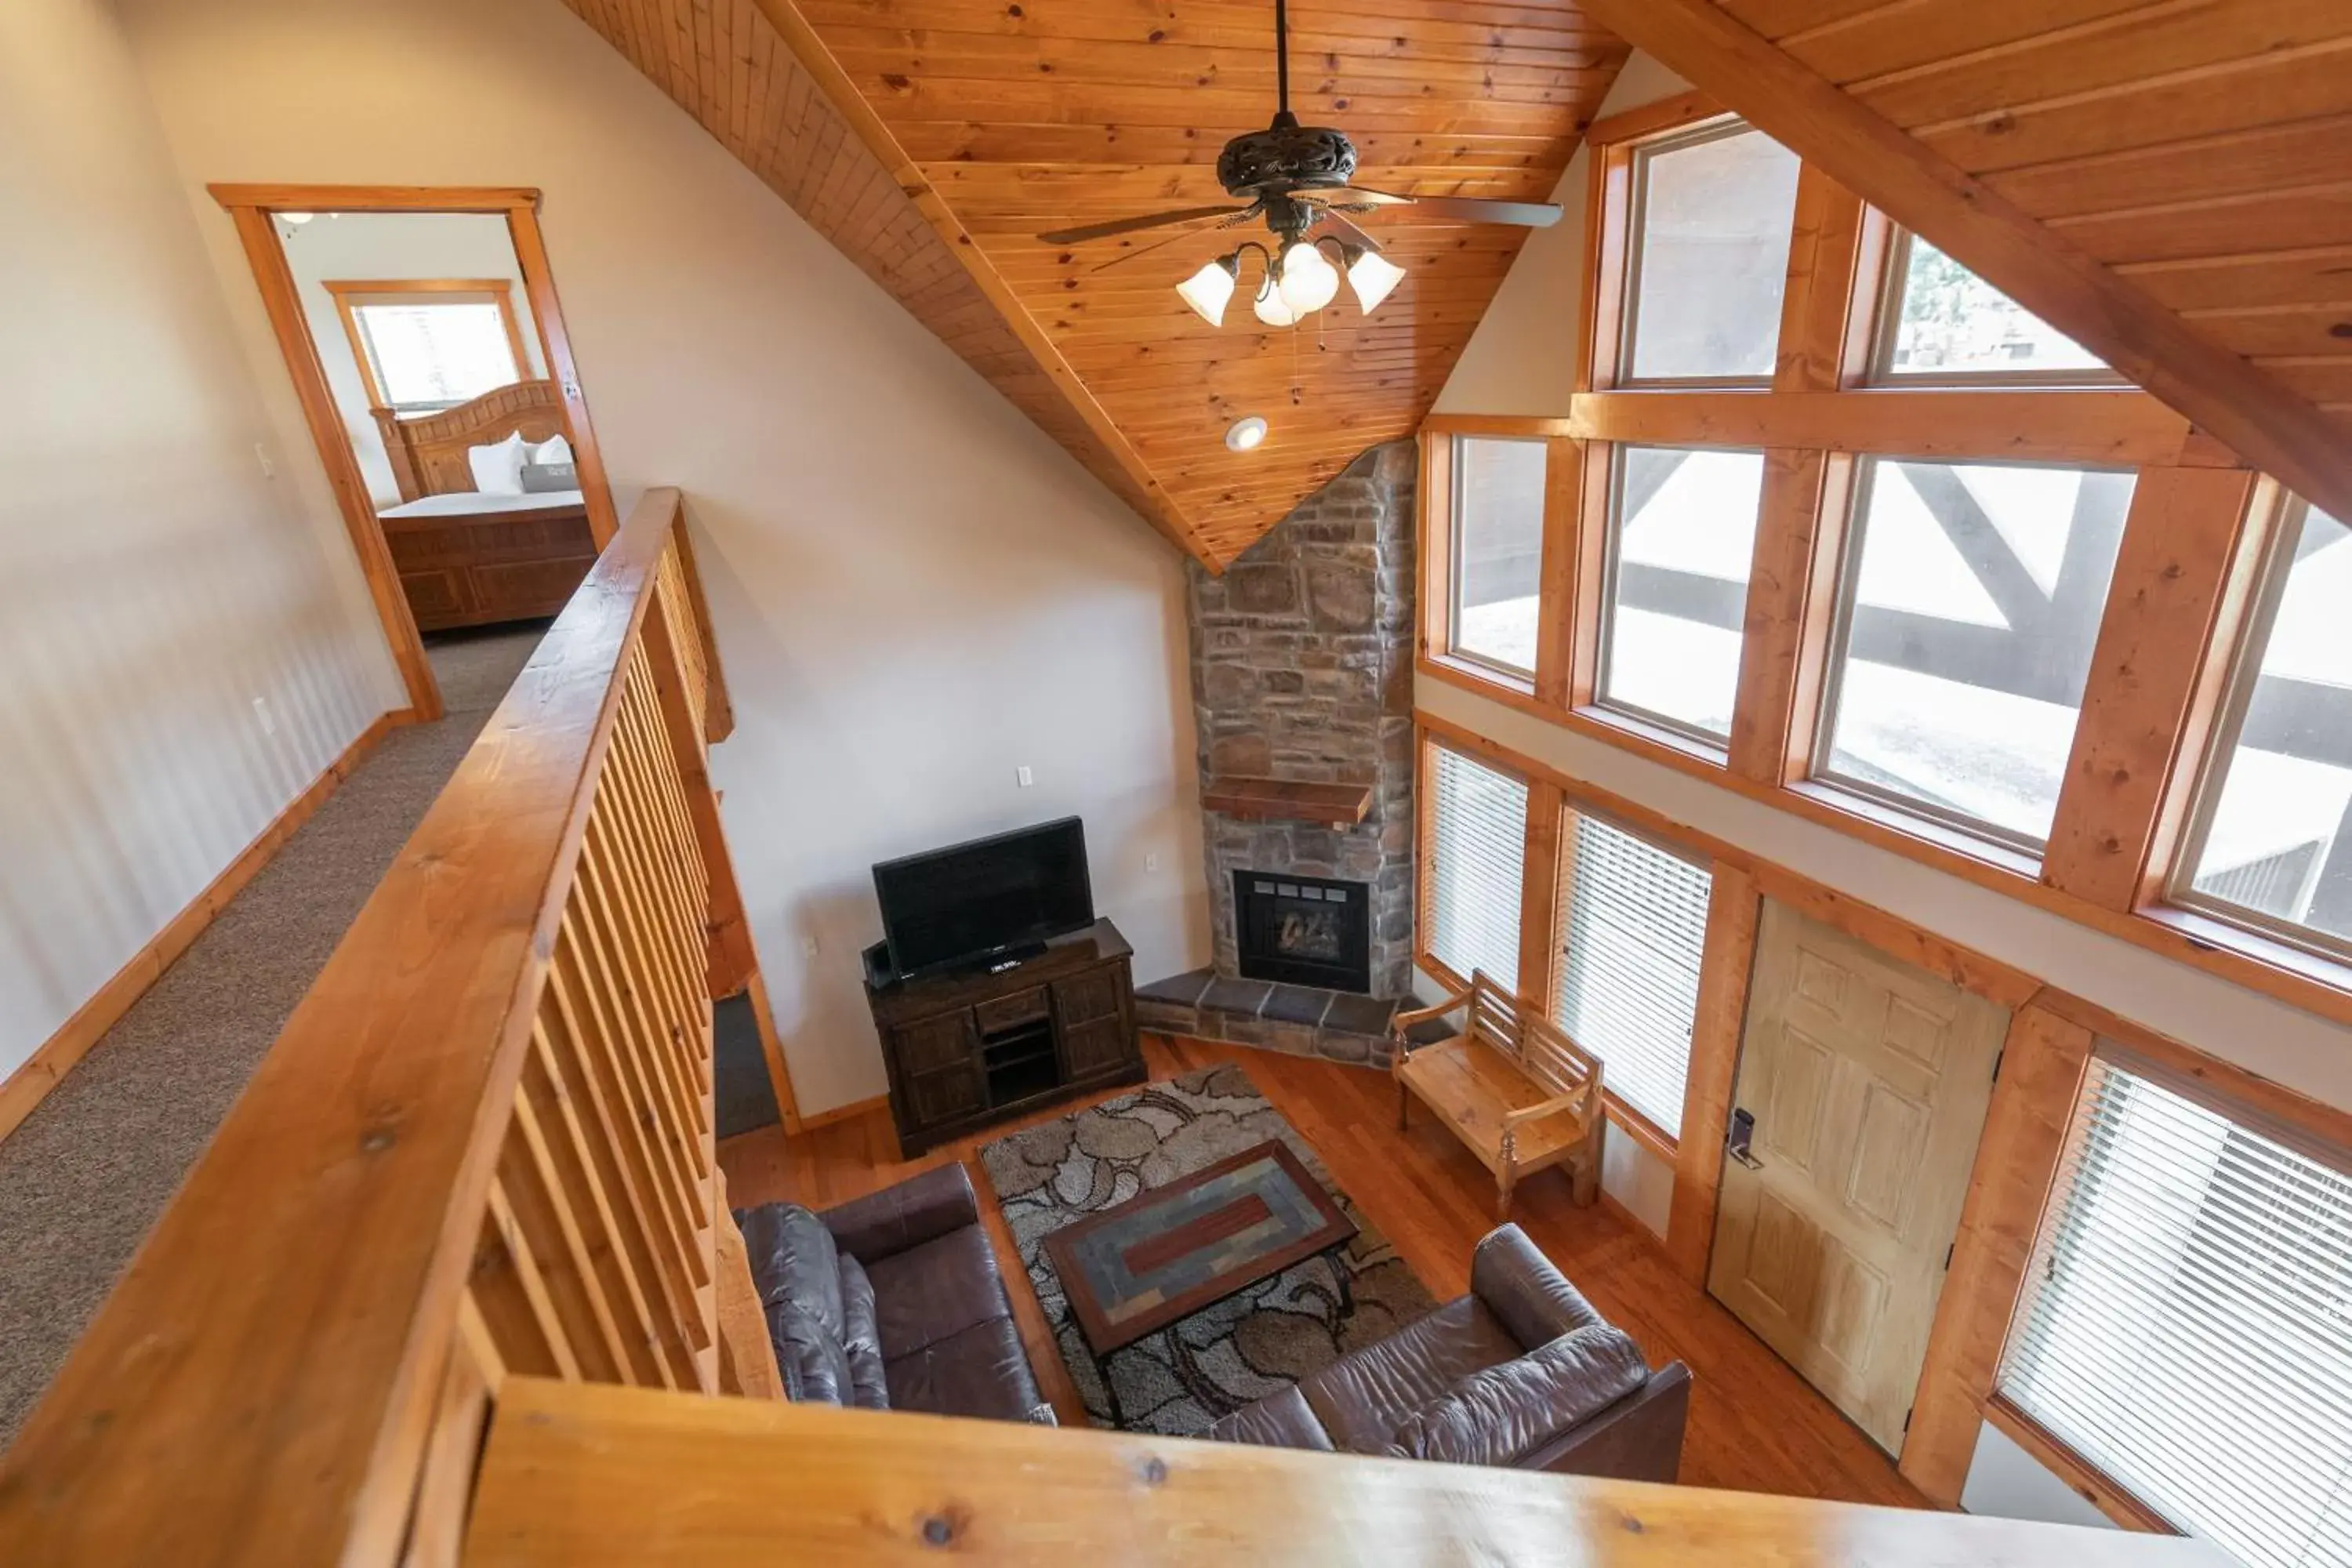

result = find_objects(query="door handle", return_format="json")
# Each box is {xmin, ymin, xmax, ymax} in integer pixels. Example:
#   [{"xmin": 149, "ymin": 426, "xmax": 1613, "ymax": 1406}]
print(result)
[{"xmin": 1727, "ymin": 1107, "xmax": 1764, "ymax": 1171}]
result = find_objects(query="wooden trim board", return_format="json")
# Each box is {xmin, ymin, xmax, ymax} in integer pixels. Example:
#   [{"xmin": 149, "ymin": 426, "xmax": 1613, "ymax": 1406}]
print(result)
[
  {"xmin": 0, "ymin": 709, "xmax": 408, "ymax": 1145},
  {"xmin": 744, "ymin": 969, "xmax": 801, "ymax": 1136},
  {"xmin": 794, "ymin": 1094, "xmax": 888, "ymax": 1133}
]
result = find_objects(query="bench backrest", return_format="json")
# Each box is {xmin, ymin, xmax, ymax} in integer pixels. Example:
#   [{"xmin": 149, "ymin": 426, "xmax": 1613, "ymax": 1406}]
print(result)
[{"xmin": 1468, "ymin": 971, "xmax": 1604, "ymax": 1112}]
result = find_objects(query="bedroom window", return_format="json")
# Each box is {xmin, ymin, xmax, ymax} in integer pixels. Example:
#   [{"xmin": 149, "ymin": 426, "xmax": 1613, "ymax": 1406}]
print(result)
[
  {"xmin": 1812, "ymin": 459, "xmax": 2136, "ymax": 854},
  {"xmin": 1552, "ymin": 811, "xmax": 1711, "ymax": 1139},
  {"xmin": 328, "ymin": 279, "xmax": 529, "ymax": 413},
  {"xmin": 2172, "ymin": 501, "xmax": 2352, "ymax": 960},
  {"xmin": 1618, "ymin": 122, "xmax": 1802, "ymax": 386},
  {"xmin": 1450, "ymin": 436, "xmax": 1549, "ymax": 677},
  {"xmin": 1421, "ymin": 741, "xmax": 1529, "ymax": 993},
  {"xmin": 1998, "ymin": 1054, "xmax": 2352, "ymax": 1566},
  {"xmin": 1594, "ymin": 445, "xmax": 1764, "ymax": 747},
  {"xmin": 1871, "ymin": 231, "xmax": 2112, "ymax": 386}
]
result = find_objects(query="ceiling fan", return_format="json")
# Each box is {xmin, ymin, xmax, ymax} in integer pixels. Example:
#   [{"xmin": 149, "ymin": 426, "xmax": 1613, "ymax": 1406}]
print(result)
[{"xmin": 1035, "ymin": 0, "xmax": 1563, "ymax": 329}]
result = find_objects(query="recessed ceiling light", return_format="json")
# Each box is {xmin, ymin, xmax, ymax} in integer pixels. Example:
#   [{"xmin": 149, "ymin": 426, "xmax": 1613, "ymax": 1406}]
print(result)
[{"xmin": 1225, "ymin": 416, "xmax": 1269, "ymax": 452}]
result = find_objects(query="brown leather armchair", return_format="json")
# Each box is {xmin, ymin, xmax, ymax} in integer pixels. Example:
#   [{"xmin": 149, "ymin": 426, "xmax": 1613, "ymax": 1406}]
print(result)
[
  {"xmin": 738, "ymin": 1163, "xmax": 1049, "ymax": 1423},
  {"xmin": 1202, "ymin": 1224, "xmax": 1690, "ymax": 1480}
]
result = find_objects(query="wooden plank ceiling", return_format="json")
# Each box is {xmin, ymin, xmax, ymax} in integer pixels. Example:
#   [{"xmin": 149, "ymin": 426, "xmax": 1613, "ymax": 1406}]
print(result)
[
  {"xmin": 562, "ymin": 0, "xmax": 1628, "ymax": 568},
  {"xmin": 1580, "ymin": 0, "xmax": 2352, "ymax": 522}
]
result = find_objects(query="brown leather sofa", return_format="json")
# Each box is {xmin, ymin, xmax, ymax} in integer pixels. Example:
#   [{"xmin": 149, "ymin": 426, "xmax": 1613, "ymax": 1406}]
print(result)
[
  {"xmin": 1203, "ymin": 1225, "xmax": 1690, "ymax": 1479},
  {"xmin": 738, "ymin": 1163, "xmax": 1049, "ymax": 1422}
]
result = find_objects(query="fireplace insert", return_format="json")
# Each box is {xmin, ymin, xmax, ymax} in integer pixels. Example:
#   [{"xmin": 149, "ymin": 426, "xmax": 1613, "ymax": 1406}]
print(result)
[{"xmin": 1232, "ymin": 869, "xmax": 1372, "ymax": 993}]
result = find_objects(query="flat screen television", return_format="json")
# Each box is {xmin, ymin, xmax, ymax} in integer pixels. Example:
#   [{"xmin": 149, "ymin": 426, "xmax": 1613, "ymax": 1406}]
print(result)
[{"xmin": 872, "ymin": 816, "xmax": 1094, "ymax": 980}]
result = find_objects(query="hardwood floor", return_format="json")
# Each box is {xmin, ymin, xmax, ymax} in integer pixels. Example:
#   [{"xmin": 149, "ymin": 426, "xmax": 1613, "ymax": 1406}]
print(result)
[{"xmin": 718, "ymin": 1035, "xmax": 1927, "ymax": 1510}]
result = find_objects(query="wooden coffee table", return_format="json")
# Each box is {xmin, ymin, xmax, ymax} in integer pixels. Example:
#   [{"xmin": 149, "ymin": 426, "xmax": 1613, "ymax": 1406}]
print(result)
[{"xmin": 1043, "ymin": 1139, "xmax": 1356, "ymax": 1356}]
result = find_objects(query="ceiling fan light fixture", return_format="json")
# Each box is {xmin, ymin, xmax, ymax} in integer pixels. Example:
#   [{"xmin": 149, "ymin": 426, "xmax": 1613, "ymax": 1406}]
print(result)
[
  {"xmin": 1345, "ymin": 246, "xmax": 1406, "ymax": 314},
  {"xmin": 1176, "ymin": 254, "xmax": 1240, "ymax": 326},
  {"xmin": 1252, "ymin": 274, "xmax": 1301, "ymax": 328},
  {"xmin": 1275, "ymin": 238, "xmax": 1339, "ymax": 315}
]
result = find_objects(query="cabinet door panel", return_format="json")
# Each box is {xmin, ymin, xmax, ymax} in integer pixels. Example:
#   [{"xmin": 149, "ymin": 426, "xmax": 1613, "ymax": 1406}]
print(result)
[
  {"xmin": 896, "ymin": 1010, "xmax": 978, "ymax": 1076},
  {"xmin": 1060, "ymin": 1018, "xmax": 1134, "ymax": 1082},
  {"xmin": 904, "ymin": 1062, "xmax": 985, "ymax": 1128},
  {"xmin": 1052, "ymin": 968, "xmax": 1123, "ymax": 1028}
]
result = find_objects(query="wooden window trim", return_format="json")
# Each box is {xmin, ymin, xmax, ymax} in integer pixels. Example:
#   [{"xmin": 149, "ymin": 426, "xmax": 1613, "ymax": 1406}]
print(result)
[
  {"xmin": 324, "ymin": 278, "xmax": 532, "ymax": 412},
  {"xmin": 1611, "ymin": 118, "xmax": 1786, "ymax": 393},
  {"xmin": 1577, "ymin": 93, "xmax": 1728, "ymax": 396},
  {"xmin": 1864, "ymin": 228, "xmax": 2130, "ymax": 393},
  {"xmin": 1980, "ymin": 1396, "xmax": 2176, "ymax": 1534}
]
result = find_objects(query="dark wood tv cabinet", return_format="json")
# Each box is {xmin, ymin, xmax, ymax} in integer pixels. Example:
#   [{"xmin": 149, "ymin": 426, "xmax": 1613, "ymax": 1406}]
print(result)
[{"xmin": 866, "ymin": 918, "xmax": 1143, "ymax": 1157}]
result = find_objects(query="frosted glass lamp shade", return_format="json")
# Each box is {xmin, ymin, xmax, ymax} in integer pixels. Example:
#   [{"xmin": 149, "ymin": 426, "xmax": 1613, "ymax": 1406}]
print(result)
[
  {"xmin": 1176, "ymin": 256, "xmax": 1239, "ymax": 326},
  {"xmin": 1252, "ymin": 276, "xmax": 1301, "ymax": 328},
  {"xmin": 1346, "ymin": 248, "xmax": 1406, "ymax": 313},
  {"xmin": 1276, "ymin": 240, "xmax": 1340, "ymax": 314}
]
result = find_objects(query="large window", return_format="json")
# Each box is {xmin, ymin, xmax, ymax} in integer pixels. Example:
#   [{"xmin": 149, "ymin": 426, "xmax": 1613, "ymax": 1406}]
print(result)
[
  {"xmin": 2176, "ymin": 503, "xmax": 2352, "ymax": 959},
  {"xmin": 329, "ymin": 280, "xmax": 528, "ymax": 412},
  {"xmin": 1620, "ymin": 122, "xmax": 1802, "ymax": 385},
  {"xmin": 1424, "ymin": 743, "xmax": 1529, "ymax": 991},
  {"xmin": 1813, "ymin": 459, "xmax": 2136, "ymax": 851},
  {"xmin": 1450, "ymin": 437, "xmax": 1548, "ymax": 677},
  {"xmin": 1872, "ymin": 232, "xmax": 2111, "ymax": 385},
  {"xmin": 2000, "ymin": 1057, "xmax": 2352, "ymax": 1566},
  {"xmin": 1552, "ymin": 812, "xmax": 1711, "ymax": 1138},
  {"xmin": 1596, "ymin": 445, "xmax": 1763, "ymax": 746}
]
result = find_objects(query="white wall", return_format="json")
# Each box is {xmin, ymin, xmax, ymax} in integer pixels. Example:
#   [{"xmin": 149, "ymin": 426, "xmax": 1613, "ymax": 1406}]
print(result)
[
  {"xmin": 0, "ymin": 0, "xmax": 401, "ymax": 1081},
  {"xmin": 1424, "ymin": 47, "xmax": 2352, "ymax": 1526},
  {"xmin": 279, "ymin": 211, "xmax": 547, "ymax": 506},
  {"xmin": 116, "ymin": 0, "xmax": 1213, "ymax": 1117}
]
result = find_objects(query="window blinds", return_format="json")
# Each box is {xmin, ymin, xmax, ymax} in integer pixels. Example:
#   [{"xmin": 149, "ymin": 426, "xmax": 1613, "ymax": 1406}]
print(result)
[
  {"xmin": 1426, "ymin": 746, "xmax": 1528, "ymax": 993},
  {"xmin": 1552, "ymin": 814, "xmax": 1711, "ymax": 1137},
  {"xmin": 1998, "ymin": 1057, "xmax": 2352, "ymax": 1568}
]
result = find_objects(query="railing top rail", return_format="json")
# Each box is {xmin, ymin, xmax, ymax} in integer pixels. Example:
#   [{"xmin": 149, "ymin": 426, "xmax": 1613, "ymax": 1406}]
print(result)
[{"xmin": 0, "ymin": 488, "xmax": 686, "ymax": 1568}]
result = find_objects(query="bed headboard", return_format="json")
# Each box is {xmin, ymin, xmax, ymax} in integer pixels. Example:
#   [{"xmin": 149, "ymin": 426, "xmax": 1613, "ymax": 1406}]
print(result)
[{"xmin": 372, "ymin": 379, "xmax": 571, "ymax": 503}]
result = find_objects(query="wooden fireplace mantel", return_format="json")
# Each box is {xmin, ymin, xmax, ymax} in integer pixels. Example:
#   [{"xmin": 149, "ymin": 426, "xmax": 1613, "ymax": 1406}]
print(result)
[{"xmin": 1202, "ymin": 775, "xmax": 1373, "ymax": 829}]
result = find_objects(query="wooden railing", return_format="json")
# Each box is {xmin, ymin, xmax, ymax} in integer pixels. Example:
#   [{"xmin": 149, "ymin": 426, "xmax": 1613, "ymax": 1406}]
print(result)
[
  {"xmin": 0, "ymin": 490, "xmax": 2228, "ymax": 1567},
  {"xmin": 0, "ymin": 488, "xmax": 768, "ymax": 1566}
]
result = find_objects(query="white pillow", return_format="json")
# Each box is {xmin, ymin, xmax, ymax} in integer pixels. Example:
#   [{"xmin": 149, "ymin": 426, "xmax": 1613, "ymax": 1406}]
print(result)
[
  {"xmin": 529, "ymin": 433, "xmax": 574, "ymax": 466},
  {"xmin": 467, "ymin": 432, "xmax": 528, "ymax": 495}
]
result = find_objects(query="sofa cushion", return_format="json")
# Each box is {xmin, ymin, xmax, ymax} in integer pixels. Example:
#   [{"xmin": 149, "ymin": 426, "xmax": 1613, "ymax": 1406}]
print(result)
[
  {"xmin": 821, "ymin": 1163, "xmax": 982, "ymax": 1265},
  {"xmin": 1471, "ymin": 1223, "xmax": 1606, "ymax": 1349},
  {"xmin": 1298, "ymin": 1294, "xmax": 1523, "ymax": 1454},
  {"xmin": 839, "ymin": 1254, "xmax": 890, "ymax": 1410},
  {"xmin": 768, "ymin": 1302, "xmax": 855, "ymax": 1406},
  {"xmin": 883, "ymin": 1316, "xmax": 1041, "ymax": 1421},
  {"xmin": 864, "ymin": 1224, "xmax": 1009, "ymax": 1360},
  {"xmin": 1382, "ymin": 1325, "xmax": 1650, "ymax": 1468},
  {"xmin": 737, "ymin": 1203, "xmax": 844, "ymax": 1336},
  {"xmin": 1203, "ymin": 1385, "xmax": 1335, "ymax": 1452}
]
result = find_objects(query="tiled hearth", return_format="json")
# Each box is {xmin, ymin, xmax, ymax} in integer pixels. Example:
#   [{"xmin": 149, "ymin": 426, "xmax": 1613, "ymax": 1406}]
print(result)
[{"xmin": 1133, "ymin": 971, "xmax": 1452, "ymax": 1069}]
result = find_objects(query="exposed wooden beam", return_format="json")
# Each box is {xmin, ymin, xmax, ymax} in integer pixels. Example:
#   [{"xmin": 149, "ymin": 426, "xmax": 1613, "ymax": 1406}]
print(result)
[
  {"xmin": 746, "ymin": 0, "xmax": 1218, "ymax": 564},
  {"xmin": 1571, "ymin": 0, "xmax": 2352, "ymax": 526}
]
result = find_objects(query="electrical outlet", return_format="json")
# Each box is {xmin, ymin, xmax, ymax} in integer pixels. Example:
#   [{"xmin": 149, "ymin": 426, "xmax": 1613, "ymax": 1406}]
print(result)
[
  {"xmin": 252, "ymin": 695, "xmax": 276, "ymax": 736},
  {"xmin": 801, "ymin": 935, "xmax": 819, "ymax": 959},
  {"xmin": 254, "ymin": 442, "xmax": 275, "ymax": 479},
  {"xmin": 1016, "ymin": 765, "xmax": 1034, "ymax": 788},
  {"xmin": 1145, "ymin": 852, "xmax": 1160, "ymax": 873}
]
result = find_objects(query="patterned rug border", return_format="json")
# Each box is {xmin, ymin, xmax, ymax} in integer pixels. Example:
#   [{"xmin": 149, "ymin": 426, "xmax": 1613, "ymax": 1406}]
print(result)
[{"xmin": 977, "ymin": 1062, "xmax": 1436, "ymax": 1436}]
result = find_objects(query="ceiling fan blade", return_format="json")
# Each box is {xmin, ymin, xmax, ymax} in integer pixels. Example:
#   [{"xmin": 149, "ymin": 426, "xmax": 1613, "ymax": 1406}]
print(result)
[
  {"xmin": 1307, "ymin": 205, "xmax": 1383, "ymax": 253},
  {"xmin": 1321, "ymin": 185, "xmax": 1417, "ymax": 207},
  {"xmin": 1091, "ymin": 202, "xmax": 1265, "ymax": 271},
  {"xmin": 1397, "ymin": 195, "xmax": 1565, "ymax": 227},
  {"xmin": 1036, "ymin": 205, "xmax": 1248, "ymax": 245}
]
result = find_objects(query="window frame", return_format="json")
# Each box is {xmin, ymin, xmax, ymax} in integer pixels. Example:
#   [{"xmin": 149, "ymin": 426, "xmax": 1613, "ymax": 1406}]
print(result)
[
  {"xmin": 1864, "ymin": 228, "xmax": 2127, "ymax": 390},
  {"xmin": 1548, "ymin": 800, "xmax": 1715, "ymax": 1151},
  {"xmin": 1414, "ymin": 732, "xmax": 1535, "ymax": 997},
  {"xmin": 1985, "ymin": 1035, "xmax": 2352, "ymax": 1541},
  {"xmin": 1444, "ymin": 432, "xmax": 1551, "ymax": 685},
  {"xmin": 1613, "ymin": 116, "xmax": 1795, "ymax": 392},
  {"xmin": 1589, "ymin": 441, "xmax": 1762, "ymax": 753},
  {"xmin": 325, "ymin": 277, "xmax": 532, "ymax": 413},
  {"xmin": 2165, "ymin": 493, "xmax": 2352, "ymax": 968}
]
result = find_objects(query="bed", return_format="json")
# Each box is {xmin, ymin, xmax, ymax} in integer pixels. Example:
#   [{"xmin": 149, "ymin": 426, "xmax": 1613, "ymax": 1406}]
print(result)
[{"xmin": 372, "ymin": 379, "xmax": 598, "ymax": 632}]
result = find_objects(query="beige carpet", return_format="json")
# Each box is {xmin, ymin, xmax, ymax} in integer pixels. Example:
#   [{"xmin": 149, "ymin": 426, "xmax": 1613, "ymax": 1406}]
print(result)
[{"xmin": 0, "ymin": 624, "xmax": 546, "ymax": 1447}]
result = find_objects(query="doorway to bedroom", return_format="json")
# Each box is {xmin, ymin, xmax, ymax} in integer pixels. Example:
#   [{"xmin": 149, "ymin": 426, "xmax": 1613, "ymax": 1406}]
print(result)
[{"xmin": 212, "ymin": 187, "xmax": 616, "ymax": 722}]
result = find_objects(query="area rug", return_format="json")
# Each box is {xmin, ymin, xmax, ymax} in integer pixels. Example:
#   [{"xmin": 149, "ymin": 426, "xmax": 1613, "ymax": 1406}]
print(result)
[{"xmin": 978, "ymin": 1063, "xmax": 1436, "ymax": 1436}]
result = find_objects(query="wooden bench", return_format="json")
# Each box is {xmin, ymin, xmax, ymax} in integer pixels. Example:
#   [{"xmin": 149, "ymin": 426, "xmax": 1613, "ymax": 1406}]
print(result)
[{"xmin": 1392, "ymin": 971, "xmax": 1606, "ymax": 1221}]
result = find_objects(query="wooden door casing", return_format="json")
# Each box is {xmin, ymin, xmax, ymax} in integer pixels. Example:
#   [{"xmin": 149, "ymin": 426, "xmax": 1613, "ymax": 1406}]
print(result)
[{"xmin": 1708, "ymin": 902, "xmax": 2009, "ymax": 1454}]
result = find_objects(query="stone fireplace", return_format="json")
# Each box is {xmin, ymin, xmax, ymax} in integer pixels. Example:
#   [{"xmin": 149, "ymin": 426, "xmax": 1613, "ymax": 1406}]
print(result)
[{"xmin": 1134, "ymin": 441, "xmax": 1428, "ymax": 1067}]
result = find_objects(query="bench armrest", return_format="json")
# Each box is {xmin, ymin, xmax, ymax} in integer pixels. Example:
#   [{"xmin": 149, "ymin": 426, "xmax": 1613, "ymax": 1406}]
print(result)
[{"xmin": 1391, "ymin": 983, "xmax": 1473, "ymax": 1045}]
